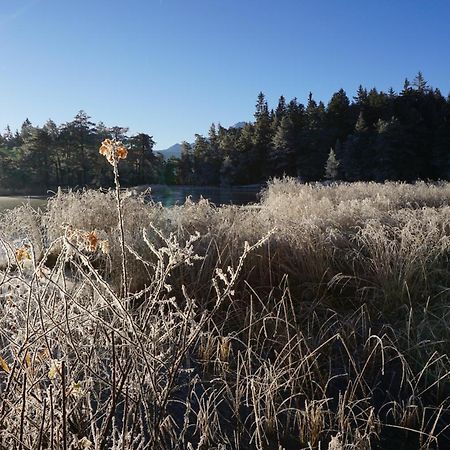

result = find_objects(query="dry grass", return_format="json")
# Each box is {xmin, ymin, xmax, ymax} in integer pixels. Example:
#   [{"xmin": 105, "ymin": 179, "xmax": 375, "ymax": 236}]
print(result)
[{"xmin": 0, "ymin": 177, "xmax": 449, "ymax": 449}]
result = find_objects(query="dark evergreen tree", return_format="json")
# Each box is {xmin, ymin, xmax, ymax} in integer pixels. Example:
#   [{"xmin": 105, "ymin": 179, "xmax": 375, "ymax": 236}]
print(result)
[
  {"xmin": 271, "ymin": 115, "xmax": 297, "ymax": 176},
  {"xmin": 326, "ymin": 89, "xmax": 353, "ymax": 143},
  {"xmin": 21, "ymin": 127, "xmax": 54, "ymax": 189},
  {"xmin": 342, "ymin": 112, "xmax": 376, "ymax": 180},
  {"xmin": 372, "ymin": 118, "xmax": 403, "ymax": 180},
  {"xmin": 127, "ymin": 133, "xmax": 156, "ymax": 185},
  {"xmin": 251, "ymin": 92, "xmax": 272, "ymax": 182},
  {"xmin": 178, "ymin": 141, "xmax": 194, "ymax": 184},
  {"xmin": 297, "ymin": 94, "xmax": 328, "ymax": 180},
  {"xmin": 412, "ymin": 71, "xmax": 428, "ymax": 93},
  {"xmin": 60, "ymin": 111, "xmax": 96, "ymax": 186},
  {"xmin": 193, "ymin": 133, "xmax": 220, "ymax": 185},
  {"xmin": 354, "ymin": 85, "xmax": 368, "ymax": 106}
]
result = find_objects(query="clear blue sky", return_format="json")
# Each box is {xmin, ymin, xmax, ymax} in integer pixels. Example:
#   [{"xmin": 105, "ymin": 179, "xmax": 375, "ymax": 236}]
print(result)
[{"xmin": 1, "ymin": 0, "xmax": 449, "ymax": 149}]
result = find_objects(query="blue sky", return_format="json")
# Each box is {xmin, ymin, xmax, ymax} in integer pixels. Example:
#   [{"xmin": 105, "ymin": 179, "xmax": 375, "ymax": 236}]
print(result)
[{"xmin": 1, "ymin": 0, "xmax": 449, "ymax": 149}]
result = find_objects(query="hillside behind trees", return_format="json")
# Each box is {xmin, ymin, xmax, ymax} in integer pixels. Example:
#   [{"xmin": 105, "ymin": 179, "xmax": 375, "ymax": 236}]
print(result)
[{"xmin": 1, "ymin": 72, "xmax": 449, "ymax": 193}]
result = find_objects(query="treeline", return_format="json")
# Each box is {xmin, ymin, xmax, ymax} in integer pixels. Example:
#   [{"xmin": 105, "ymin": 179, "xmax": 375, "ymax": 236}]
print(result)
[
  {"xmin": 1, "ymin": 72, "xmax": 450, "ymax": 193},
  {"xmin": 0, "ymin": 112, "xmax": 161, "ymax": 194},
  {"xmin": 174, "ymin": 72, "xmax": 450, "ymax": 185}
]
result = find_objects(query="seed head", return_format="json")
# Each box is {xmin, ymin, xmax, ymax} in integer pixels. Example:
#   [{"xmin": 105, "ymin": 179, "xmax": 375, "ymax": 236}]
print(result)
[{"xmin": 99, "ymin": 139, "xmax": 128, "ymax": 165}]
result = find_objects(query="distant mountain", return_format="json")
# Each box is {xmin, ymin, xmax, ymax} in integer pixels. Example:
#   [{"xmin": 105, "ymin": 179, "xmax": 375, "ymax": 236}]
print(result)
[
  {"xmin": 156, "ymin": 143, "xmax": 183, "ymax": 159},
  {"xmin": 156, "ymin": 122, "xmax": 247, "ymax": 159}
]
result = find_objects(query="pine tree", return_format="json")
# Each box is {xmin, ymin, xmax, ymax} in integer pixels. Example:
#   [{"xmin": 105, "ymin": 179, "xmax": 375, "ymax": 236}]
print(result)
[
  {"xmin": 178, "ymin": 142, "xmax": 194, "ymax": 184},
  {"xmin": 324, "ymin": 148, "xmax": 340, "ymax": 180},
  {"xmin": 42, "ymin": 120, "xmax": 61, "ymax": 185},
  {"xmin": 326, "ymin": 89, "xmax": 353, "ymax": 142},
  {"xmin": 252, "ymin": 92, "xmax": 272, "ymax": 182},
  {"xmin": 271, "ymin": 115, "xmax": 297, "ymax": 176},
  {"xmin": 373, "ymin": 118, "xmax": 400, "ymax": 180},
  {"xmin": 254, "ymin": 92, "xmax": 269, "ymax": 121},
  {"xmin": 275, "ymin": 96, "xmax": 287, "ymax": 121},
  {"xmin": 354, "ymin": 85, "xmax": 368, "ymax": 105},
  {"xmin": 2, "ymin": 126, "xmax": 16, "ymax": 148},
  {"xmin": 402, "ymin": 78, "xmax": 412, "ymax": 95},
  {"xmin": 21, "ymin": 127, "xmax": 53, "ymax": 189},
  {"xmin": 109, "ymin": 126, "xmax": 129, "ymax": 140},
  {"xmin": 412, "ymin": 71, "xmax": 428, "ymax": 93},
  {"xmin": 128, "ymin": 133, "xmax": 156, "ymax": 185},
  {"xmin": 342, "ymin": 111, "xmax": 375, "ymax": 181},
  {"xmin": 297, "ymin": 94, "xmax": 328, "ymax": 180},
  {"xmin": 60, "ymin": 111, "xmax": 96, "ymax": 186}
]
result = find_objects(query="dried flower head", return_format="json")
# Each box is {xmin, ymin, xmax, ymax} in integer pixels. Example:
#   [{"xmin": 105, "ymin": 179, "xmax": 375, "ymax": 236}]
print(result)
[
  {"xmin": 16, "ymin": 246, "xmax": 31, "ymax": 264},
  {"xmin": 99, "ymin": 138, "xmax": 112, "ymax": 156},
  {"xmin": 116, "ymin": 145, "xmax": 128, "ymax": 159},
  {"xmin": 99, "ymin": 138, "xmax": 128, "ymax": 165},
  {"xmin": 85, "ymin": 231, "xmax": 98, "ymax": 252},
  {"xmin": 64, "ymin": 226, "xmax": 107, "ymax": 254}
]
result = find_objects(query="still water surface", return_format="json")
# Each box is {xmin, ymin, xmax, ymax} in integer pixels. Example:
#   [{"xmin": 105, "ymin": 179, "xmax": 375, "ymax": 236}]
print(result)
[
  {"xmin": 0, "ymin": 196, "xmax": 47, "ymax": 213},
  {"xmin": 0, "ymin": 186, "xmax": 262, "ymax": 212},
  {"xmin": 146, "ymin": 185, "xmax": 261, "ymax": 206}
]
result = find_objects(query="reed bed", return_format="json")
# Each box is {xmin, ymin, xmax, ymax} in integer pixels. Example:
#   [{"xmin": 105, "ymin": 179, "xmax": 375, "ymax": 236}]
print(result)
[{"xmin": 0, "ymin": 174, "xmax": 449, "ymax": 449}]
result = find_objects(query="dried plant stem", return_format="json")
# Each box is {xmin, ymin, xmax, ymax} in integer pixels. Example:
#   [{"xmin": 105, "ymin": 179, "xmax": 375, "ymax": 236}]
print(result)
[
  {"xmin": 61, "ymin": 360, "xmax": 67, "ymax": 450},
  {"xmin": 49, "ymin": 385, "xmax": 54, "ymax": 450},
  {"xmin": 36, "ymin": 398, "xmax": 46, "ymax": 450},
  {"xmin": 18, "ymin": 372, "xmax": 27, "ymax": 450},
  {"xmin": 113, "ymin": 160, "xmax": 128, "ymax": 299}
]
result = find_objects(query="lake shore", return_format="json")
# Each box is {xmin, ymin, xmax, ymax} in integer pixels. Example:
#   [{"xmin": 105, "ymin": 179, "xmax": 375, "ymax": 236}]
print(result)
[{"xmin": 0, "ymin": 183, "xmax": 264, "ymax": 210}]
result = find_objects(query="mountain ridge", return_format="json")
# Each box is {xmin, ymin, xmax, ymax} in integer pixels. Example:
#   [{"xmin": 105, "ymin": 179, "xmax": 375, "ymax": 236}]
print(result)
[{"xmin": 156, "ymin": 122, "xmax": 246, "ymax": 159}]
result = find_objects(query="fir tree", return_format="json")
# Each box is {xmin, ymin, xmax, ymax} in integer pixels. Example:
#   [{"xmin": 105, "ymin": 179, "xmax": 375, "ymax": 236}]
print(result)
[
  {"xmin": 412, "ymin": 71, "xmax": 428, "ymax": 93},
  {"xmin": 324, "ymin": 148, "xmax": 340, "ymax": 180}
]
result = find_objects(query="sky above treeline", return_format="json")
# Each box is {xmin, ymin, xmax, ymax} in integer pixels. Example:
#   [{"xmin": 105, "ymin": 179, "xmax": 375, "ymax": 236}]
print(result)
[{"xmin": 1, "ymin": 0, "xmax": 450, "ymax": 150}]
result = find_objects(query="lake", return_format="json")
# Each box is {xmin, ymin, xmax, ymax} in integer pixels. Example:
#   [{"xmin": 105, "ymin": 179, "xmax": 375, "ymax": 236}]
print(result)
[
  {"xmin": 0, "ymin": 196, "xmax": 48, "ymax": 213},
  {"xmin": 0, "ymin": 186, "xmax": 262, "ymax": 212},
  {"xmin": 144, "ymin": 185, "xmax": 262, "ymax": 206}
]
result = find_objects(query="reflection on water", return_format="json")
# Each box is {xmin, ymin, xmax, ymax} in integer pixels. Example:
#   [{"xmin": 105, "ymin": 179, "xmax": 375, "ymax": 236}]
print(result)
[
  {"xmin": 142, "ymin": 185, "xmax": 262, "ymax": 207},
  {"xmin": 0, "ymin": 196, "xmax": 47, "ymax": 213}
]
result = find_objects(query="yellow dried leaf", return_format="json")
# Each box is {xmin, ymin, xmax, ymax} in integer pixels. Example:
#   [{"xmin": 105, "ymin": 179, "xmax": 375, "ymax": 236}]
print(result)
[
  {"xmin": 48, "ymin": 360, "xmax": 62, "ymax": 379},
  {"xmin": 0, "ymin": 354, "xmax": 10, "ymax": 373},
  {"xmin": 25, "ymin": 351, "xmax": 32, "ymax": 369}
]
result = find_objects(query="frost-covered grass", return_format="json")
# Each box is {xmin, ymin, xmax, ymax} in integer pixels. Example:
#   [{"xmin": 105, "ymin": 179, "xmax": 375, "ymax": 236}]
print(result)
[{"xmin": 0, "ymin": 178, "xmax": 449, "ymax": 449}]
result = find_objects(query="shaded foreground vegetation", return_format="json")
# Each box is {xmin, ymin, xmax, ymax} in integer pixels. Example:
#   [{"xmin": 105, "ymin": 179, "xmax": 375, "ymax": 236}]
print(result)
[{"xmin": 0, "ymin": 178, "xmax": 449, "ymax": 449}]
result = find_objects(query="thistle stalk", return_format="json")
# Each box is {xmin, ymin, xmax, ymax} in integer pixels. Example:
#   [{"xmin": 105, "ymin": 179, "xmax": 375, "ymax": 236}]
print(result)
[
  {"xmin": 99, "ymin": 138, "xmax": 129, "ymax": 299},
  {"xmin": 113, "ymin": 159, "xmax": 128, "ymax": 299}
]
